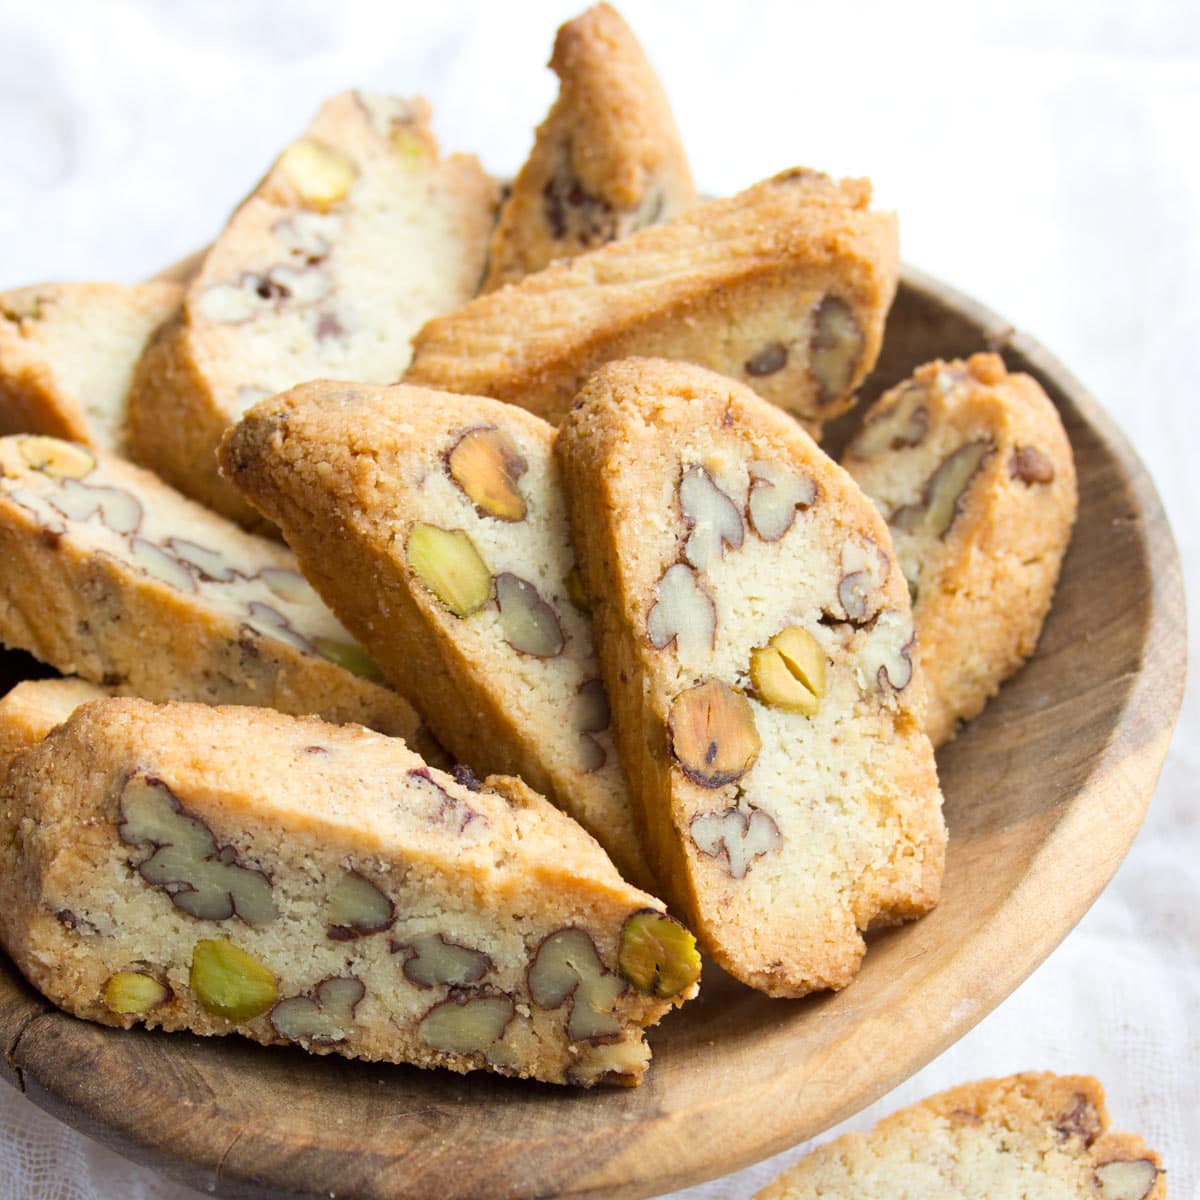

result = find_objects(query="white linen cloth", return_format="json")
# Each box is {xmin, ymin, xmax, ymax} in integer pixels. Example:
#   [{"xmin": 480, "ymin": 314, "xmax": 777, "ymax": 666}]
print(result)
[{"xmin": 0, "ymin": 1, "xmax": 1195, "ymax": 1196}]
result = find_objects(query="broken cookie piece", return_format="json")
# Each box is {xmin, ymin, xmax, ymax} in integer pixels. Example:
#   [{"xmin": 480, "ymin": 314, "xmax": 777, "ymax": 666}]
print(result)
[
  {"xmin": 754, "ymin": 1072, "xmax": 1166, "ymax": 1200},
  {"xmin": 220, "ymin": 380, "xmax": 652, "ymax": 889},
  {"xmin": 407, "ymin": 167, "xmax": 898, "ymax": 432},
  {"xmin": 0, "ymin": 677, "xmax": 108, "ymax": 770},
  {"xmin": 127, "ymin": 91, "xmax": 499, "ymax": 528},
  {"xmin": 843, "ymin": 353, "xmax": 1077, "ymax": 746},
  {"xmin": 0, "ymin": 435, "xmax": 419, "ymax": 738},
  {"xmin": 556, "ymin": 358, "xmax": 945, "ymax": 997},
  {"xmin": 483, "ymin": 3, "xmax": 695, "ymax": 290},
  {"xmin": 0, "ymin": 700, "xmax": 698, "ymax": 1085}
]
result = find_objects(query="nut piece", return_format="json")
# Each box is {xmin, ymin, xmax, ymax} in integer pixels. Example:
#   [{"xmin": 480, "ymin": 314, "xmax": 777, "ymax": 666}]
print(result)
[
  {"xmin": 680, "ymin": 466, "xmax": 744, "ymax": 571},
  {"xmin": 326, "ymin": 870, "xmax": 395, "ymax": 941},
  {"xmin": 891, "ymin": 440, "xmax": 992, "ymax": 538},
  {"xmin": 569, "ymin": 1036, "xmax": 650, "ymax": 1087},
  {"xmin": 102, "ymin": 970, "xmax": 170, "ymax": 1016},
  {"xmin": 190, "ymin": 938, "xmax": 278, "ymax": 1023},
  {"xmin": 270, "ymin": 976, "xmax": 365, "ymax": 1044},
  {"xmin": 259, "ymin": 565, "xmax": 311, "ymax": 601},
  {"xmin": 495, "ymin": 573, "xmax": 564, "ymax": 657},
  {"xmin": 744, "ymin": 342, "xmax": 788, "ymax": 377},
  {"xmin": 847, "ymin": 383, "xmax": 931, "ymax": 459},
  {"xmin": 418, "ymin": 992, "xmax": 514, "ymax": 1057},
  {"xmin": 1054, "ymin": 1093, "xmax": 1102, "ymax": 1146},
  {"xmin": 747, "ymin": 460, "xmax": 817, "ymax": 541},
  {"xmin": 1010, "ymin": 445, "xmax": 1056, "ymax": 484},
  {"xmin": 406, "ymin": 523, "xmax": 492, "ymax": 617},
  {"xmin": 277, "ymin": 137, "xmax": 360, "ymax": 210},
  {"xmin": 574, "ymin": 679, "xmax": 610, "ymax": 773},
  {"xmin": 1094, "ymin": 1160, "xmax": 1160, "ymax": 1200},
  {"xmin": 837, "ymin": 540, "xmax": 887, "ymax": 624},
  {"xmin": 243, "ymin": 601, "xmax": 310, "ymax": 652},
  {"xmin": 563, "ymin": 565, "xmax": 591, "ymax": 613},
  {"xmin": 809, "ymin": 295, "xmax": 864, "ymax": 405},
  {"xmin": 119, "ymin": 775, "xmax": 277, "ymax": 925},
  {"xmin": 750, "ymin": 626, "xmax": 826, "ymax": 715},
  {"xmin": 618, "ymin": 910, "xmax": 701, "ymax": 999},
  {"xmin": 395, "ymin": 934, "xmax": 492, "ymax": 988},
  {"xmin": 669, "ymin": 679, "xmax": 761, "ymax": 788},
  {"xmin": 857, "ymin": 609, "xmax": 915, "ymax": 693},
  {"xmin": 647, "ymin": 564, "xmax": 716, "ymax": 662},
  {"xmin": 130, "ymin": 538, "xmax": 198, "ymax": 593},
  {"xmin": 51, "ymin": 479, "xmax": 143, "ymax": 534},
  {"xmin": 17, "ymin": 436, "xmax": 96, "ymax": 480},
  {"xmin": 407, "ymin": 767, "xmax": 485, "ymax": 834},
  {"xmin": 312, "ymin": 637, "xmax": 385, "ymax": 681},
  {"xmin": 690, "ymin": 804, "xmax": 782, "ymax": 878},
  {"xmin": 528, "ymin": 928, "xmax": 624, "ymax": 1042},
  {"xmin": 446, "ymin": 427, "xmax": 528, "ymax": 521},
  {"xmin": 167, "ymin": 538, "xmax": 239, "ymax": 583}
]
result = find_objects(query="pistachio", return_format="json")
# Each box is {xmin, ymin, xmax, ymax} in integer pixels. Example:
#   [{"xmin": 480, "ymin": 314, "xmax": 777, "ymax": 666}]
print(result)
[
  {"xmin": 406, "ymin": 523, "xmax": 492, "ymax": 617},
  {"xmin": 527, "ymin": 928, "xmax": 624, "ymax": 1042},
  {"xmin": 277, "ymin": 137, "xmax": 360, "ymax": 210},
  {"xmin": 750, "ymin": 626, "xmax": 826, "ymax": 715},
  {"xmin": 690, "ymin": 804, "xmax": 782, "ymax": 878},
  {"xmin": 680, "ymin": 466, "xmax": 744, "ymax": 571},
  {"xmin": 102, "ymin": 970, "xmax": 170, "ymax": 1016},
  {"xmin": 270, "ymin": 976, "xmax": 364, "ymax": 1043},
  {"xmin": 668, "ymin": 679, "xmax": 761, "ymax": 788},
  {"xmin": 891, "ymin": 440, "xmax": 992, "ymax": 538},
  {"xmin": 810, "ymin": 295, "xmax": 864, "ymax": 405},
  {"xmin": 647, "ymin": 563, "xmax": 716, "ymax": 662},
  {"xmin": 618, "ymin": 910, "xmax": 701, "ymax": 998},
  {"xmin": 190, "ymin": 938, "xmax": 278, "ymax": 1023},
  {"xmin": 395, "ymin": 934, "xmax": 492, "ymax": 988},
  {"xmin": 446, "ymin": 426, "xmax": 528, "ymax": 521},
  {"xmin": 495, "ymin": 573, "xmax": 564, "ymax": 657},
  {"xmin": 418, "ymin": 992, "xmax": 514, "ymax": 1056},
  {"xmin": 17, "ymin": 436, "xmax": 96, "ymax": 480},
  {"xmin": 1094, "ymin": 1160, "xmax": 1160, "ymax": 1200},
  {"xmin": 325, "ymin": 870, "xmax": 394, "ymax": 941},
  {"xmin": 313, "ymin": 637, "xmax": 385, "ymax": 681},
  {"xmin": 747, "ymin": 460, "xmax": 817, "ymax": 542}
]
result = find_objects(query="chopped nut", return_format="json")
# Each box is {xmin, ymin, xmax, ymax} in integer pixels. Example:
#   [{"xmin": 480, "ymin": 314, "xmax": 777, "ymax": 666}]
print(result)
[
  {"xmin": 102, "ymin": 970, "xmax": 170, "ymax": 1016},
  {"xmin": 857, "ymin": 609, "xmax": 915, "ymax": 692},
  {"xmin": 528, "ymin": 928, "xmax": 624, "ymax": 1042},
  {"xmin": 407, "ymin": 767, "xmax": 485, "ymax": 834},
  {"xmin": 563, "ymin": 565, "xmax": 591, "ymax": 613},
  {"xmin": 618, "ymin": 910, "xmax": 701, "ymax": 998},
  {"xmin": 668, "ymin": 679, "xmax": 761, "ymax": 788},
  {"xmin": 750, "ymin": 626, "xmax": 826, "ymax": 715},
  {"xmin": 190, "ymin": 938, "xmax": 278, "ymax": 1023},
  {"xmin": 130, "ymin": 538, "xmax": 198, "ymax": 593},
  {"xmin": 406, "ymin": 523, "xmax": 492, "ymax": 617},
  {"xmin": 1094, "ymin": 1159, "xmax": 1160, "ymax": 1200},
  {"xmin": 847, "ymin": 383, "xmax": 931, "ymax": 459},
  {"xmin": 418, "ymin": 992, "xmax": 514, "ymax": 1056},
  {"xmin": 574, "ymin": 679, "xmax": 610, "ymax": 772},
  {"xmin": 1055, "ymin": 1093, "xmax": 1102, "ymax": 1146},
  {"xmin": 679, "ymin": 466, "xmax": 744, "ymax": 570},
  {"xmin": 747, "ymin": 460, "xmax": 817, "ymax": 541},
  {"xmin": 277, "ymin": 137, "xmax": 360, "ymax": 210},
  {"xmin": 891, "ymin": 440, "xmax": 992, "ymax": 538},
  {"xmin": 326, "ymin": 870, "xmax": 394, "ymax": 941},
  {"xmin": 312, "ymin": 637, "xmax": 385, "ymax": 681},
  {"xmin": 270, "ymin": 976, "xmax": 364, "ymax": 1043},
  {"xmin": 259, "ymin": 566, "xmax": 312, "ymax": 603},
  {"xmin": 273, "ymin": 210, "xmax": 338, "ymax": 260},
  {"xmin": 17, "ymin": 436, "xmax": 96, "ymax": 480},
  {"xmin": 446, "ymin": 427, "xmax": 528, "ymax": 521},
  {"xmin": 167, "ymin": 538, "xmax": 239, "ymax": 583},
  {"xmin": 243, "ymin": 601, "xmax": 310, "ymax": 652},
  {"xmin": 495, "ymin": 573, "xmax": 564, "ymax": 657},
  {"xmin": 1010, "ymin": 445, "xmax": 1056, "ymax": 484},
  {"xmin": 744, "ymin": 342, "xmax": 789, "ymax": 377},
  {"xmin": 119, "ymin": 775, "xmax": 277, "ymax": 925},
  {"xmin": 395, "ymin": 934, "xmax": 492, "ymax": 988},
  {"xmin": 647, "ymin": 563, "xmax": 716, "ymax": 662},
  {"xmin": 837, "ymin": 540, "xmax": 886, "ymax": 624},
  {"xmin": 569, "ymin": 1036, "xmax": 649, "ymax": 1087},
  {"xmin": 50, "ymin": 479, "xmax": 143, "ymax": 534},
  {"xmin": 690, "ymin": 803, "xmax": 782, "ymax": 878},
  {"xmin": 810, "ymin": 295, "xmax": 864, "ymax": 405}
]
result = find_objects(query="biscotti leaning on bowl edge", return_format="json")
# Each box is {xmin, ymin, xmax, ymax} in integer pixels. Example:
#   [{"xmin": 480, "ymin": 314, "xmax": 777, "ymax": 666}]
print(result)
[
  {"xmin": 406, "ymin": 167, "xmax": 898, "ymax": 435},
  {"xmin": 0, "ymin": 699, "xmax": 699, "ymax": 1086},
  {"xmin": 843, "ymin": 352, "xmax": 1077, "ymax": 746},
  {"xmin": 754, "ymin": 1072, "xmax": 1166, "ymax": 1200},
  {"xmin": 0, "ymin": 433, "xmax": 423, "ymax": 740},
  {"xmin": 127, "ymin": 90, "xmax": 499, "ymax": 529},
  {"xmin": 482, "ymin": 2, "xmax": 696, "ymax": 290},
  {"xmin": 218, "ymin": 379, "xmax": 653, "ymax": 890},
  {"xmin": 555, "ymin": 358, "xmax": 946, "ymax": 997}
]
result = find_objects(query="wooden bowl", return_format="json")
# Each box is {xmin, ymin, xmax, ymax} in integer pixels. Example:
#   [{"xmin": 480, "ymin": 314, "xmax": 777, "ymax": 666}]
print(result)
[{"xmin": 0, "ymin": 266, "xmax": 1185, "ymax": 1199}]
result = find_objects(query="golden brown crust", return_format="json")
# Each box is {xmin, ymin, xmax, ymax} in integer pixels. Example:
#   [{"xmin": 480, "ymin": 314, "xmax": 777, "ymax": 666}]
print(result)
[
  {"xmin": 409, "ymin": 169, "xmax": 899, "ymax": 430},
  {"xmin": 483, "ymin": 3, "xmax": 695, "ymax": 290},
  {"xmin": 0, "ymin": 678, "xmax": 107, "ymax": 771}
]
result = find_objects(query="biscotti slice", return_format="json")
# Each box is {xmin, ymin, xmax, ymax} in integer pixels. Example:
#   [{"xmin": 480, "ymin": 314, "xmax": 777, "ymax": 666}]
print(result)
[
  {"xmin": 0, "ymin": 282, "xmax": 182, "ymax": 451},
  {"xmin": 0, "ymin": 678, "xmax": 107, "ymax": 768},
  {"xmin": 556, "ymin": 359, "xmax": 945, "ymax": 997},
  {"xmin": 0, "ymin": 699, "xmax": 700, "ymax": 1086},
  {"xmin": 220, "ymin": 381, "xmax": 652, "ymax": 889},
  {"xmin": 755, "ymin": 1073, "xmax": 1165, "ymax": 1200},
  {"xmin": 482, "ymin": 3, "xmax": 695, "ymax": 291},
  {"xmin": 843, "ymin": 353, "xmax": 1077, "ymax": 746},
  {"xmin": 407, "ymin": 167, "xmax": 898, "ymax": 431},
  {"xmin": 128, "ymin": 91, "xmax": 499, "ymax": 527},
  {"xmin": 0, "ymin": 434, "xmax": 418, "ymax": 738}
]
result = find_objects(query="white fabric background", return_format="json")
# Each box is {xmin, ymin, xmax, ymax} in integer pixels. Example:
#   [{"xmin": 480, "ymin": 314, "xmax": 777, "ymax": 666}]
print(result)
[{"xmin": 0, "ymin": 1, "xmax": 1195, "ymax": 1196}]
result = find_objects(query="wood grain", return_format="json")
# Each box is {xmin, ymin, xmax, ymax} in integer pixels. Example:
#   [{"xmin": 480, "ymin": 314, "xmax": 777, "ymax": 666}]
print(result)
[{"xmin": 0, "ymin": 266, "xmax": 1186, "ymax": 1199}]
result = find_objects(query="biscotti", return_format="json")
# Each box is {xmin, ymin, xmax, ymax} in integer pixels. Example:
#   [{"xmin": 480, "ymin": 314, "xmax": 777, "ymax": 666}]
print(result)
[
  {"xmin": 0, "ymin": 677, "xmax": 107, "ymax": 768},
  {"xmin": 127, "ymin": 91, "xmax": 499, "ymax": 527},
  {"xmin": 556, "ymin": 358, "xmax": 945, "ymax": 997},
  {"xmin": 843, "ymin": 353, "xmax": 1077, "ymax": 746},
  {"xmin": 220, "ymin": 380, "xmax": 652, "ymax": 889},
  {"xmin": 0, "ymin": 434, "xmax": 419, "ymax": 738},
  {"xmin": 482, "ymin": 3, "xmax": 695, "ymax": 291},
  {"xmin": 407, "ymin": 168, "xmax": 898, "ymax": 431},
  {"xmin": 755, "ymin": 1072, "xmax": 1165, "ymax": 1200},
  {"xmin": 0, "ymin": 699, "xmax": 700, "ymax": 1086},
  {"xmin": 0, "ymin": 282, "xmax": 182, "ymax": 450}
]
